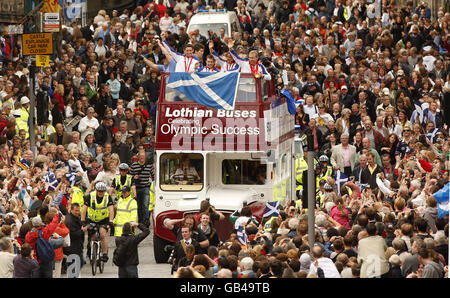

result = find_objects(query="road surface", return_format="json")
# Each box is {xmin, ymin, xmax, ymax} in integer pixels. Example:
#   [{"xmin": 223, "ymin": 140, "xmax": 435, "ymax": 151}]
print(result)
[{"xmin": 64, "ymin": 225, "xmax": 173, "ymax": 278}]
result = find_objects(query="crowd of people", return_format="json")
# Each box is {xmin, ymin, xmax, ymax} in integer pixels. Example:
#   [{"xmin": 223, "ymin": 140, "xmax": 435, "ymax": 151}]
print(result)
[{"xmin": 0, "ymin": 0, "xmax": 449, "ymax": 278}]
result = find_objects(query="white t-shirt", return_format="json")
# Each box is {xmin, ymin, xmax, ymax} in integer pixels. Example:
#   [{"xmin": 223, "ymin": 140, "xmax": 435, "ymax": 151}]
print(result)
[{"xmin": 304, "ymin": 104, "xmax": 318, "ymax": 119}]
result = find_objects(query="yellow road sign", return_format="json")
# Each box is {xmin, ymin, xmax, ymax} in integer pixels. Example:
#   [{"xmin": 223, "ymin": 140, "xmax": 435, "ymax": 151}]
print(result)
[
  {"xmin": 36, "ymin": 55, "xmax": 50, "ymax": 67},
  {"xmin": 22, "ymin": 33, "xmax": 53, "ymax": 56}
]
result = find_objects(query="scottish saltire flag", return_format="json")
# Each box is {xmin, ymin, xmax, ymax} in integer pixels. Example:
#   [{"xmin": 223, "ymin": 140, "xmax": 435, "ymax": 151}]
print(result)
[
  {"xmin": 426, "ymin": 128, "xmax": 440, "ymax": 143},
  {"xmin": 263, "ymin": 201, "xmax": 280, "ymax": 218},
  {"xmin": 434, "ymin": 182, "xmax": 449, "ymax": 219},
  {"xmin": 411, "ymin": 101, "xmax": 430, "ymax": 125},
  {"xmin": 44, "ymin": 170, "xmax": 59, "ymax": 191},
  {"xmin": 334, "ymin": 170, "xmax": 348, "ymax": 194},
  {"xmin": 237, "ymin": 225, "xmax": 247, "ymax": 246},
  {"xmin": 66, "ymin": 171, "xmax": 77, "ymax": 186},
  {"xmin": 167, "ymin": 71, "xmax": 240, "ymax": 110},
  {"xmin": 280, "ymin": 88, "xmax": 297, "ymax": 115}
]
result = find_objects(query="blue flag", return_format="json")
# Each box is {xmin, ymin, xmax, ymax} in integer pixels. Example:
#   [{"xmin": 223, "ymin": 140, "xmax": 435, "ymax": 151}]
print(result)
[
  {"xmin": 66, "ymin": 171, "xmax": 77, "ymax": 187},
  {"xmin": 280, "ymin": 88, "xmax": 297, "ymax": 115},
  {"xmin": 44, "ymin": 170, "xmax": 59, "ymax": 192},
  {"xmin": 426, "ymin": 128, "xmax": 439, "ymax": 143},
  {"xmin": 237, "ymin": 225, "xmax": 247, "ymax": 246},
  {"xmin": 334, "ymin": 170, "xmax": 348, "ymax": 194},
  {"xmin": 434, "ymin": 182, "xmax": 449, "ymax": 219},
  {"xmin": 167, "ymin": 72, "xmax": 240, "ymax": 110},
  {"xmin": 412, "ymin": 101, "xmax": 429, "ymax": 125},
  {"xmin": 263, "ymin": 201, "xmax": 280, "ymax": 218}
]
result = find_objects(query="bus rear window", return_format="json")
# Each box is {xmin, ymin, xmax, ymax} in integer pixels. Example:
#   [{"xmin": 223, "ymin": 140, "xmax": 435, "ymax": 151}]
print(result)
[{"xmin": 222, "ymin": 160, "xmax": 267, "ymax": 185}]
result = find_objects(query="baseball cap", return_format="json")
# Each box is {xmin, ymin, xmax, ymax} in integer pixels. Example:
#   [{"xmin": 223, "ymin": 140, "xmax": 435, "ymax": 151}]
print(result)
[
  {"xmin": 341, "ymin": 85, "xmax": 348, "ymax": 90},
  {"xmin": 121, "ymin": 186, "xmax": 131, "ymax": 193}
]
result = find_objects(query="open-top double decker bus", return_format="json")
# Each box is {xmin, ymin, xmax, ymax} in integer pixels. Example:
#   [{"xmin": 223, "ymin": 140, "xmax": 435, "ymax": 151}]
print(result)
[{"xmin": 152, "ymin": 73, "xmax": 295, "ymax": 262}]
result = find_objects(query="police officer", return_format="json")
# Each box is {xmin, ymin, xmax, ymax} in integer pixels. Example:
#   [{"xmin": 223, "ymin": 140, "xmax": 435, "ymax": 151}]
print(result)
[
  {"xmin": 317, "ymin": 155, "xmax": 334, "ymax": 187},
  {"xmin": 70, "ymin": 176, "xmax": 85, "ymax": 208},
  {"xmin": 81, "ymin": 182, "xmax": 115, "ymax": 262},
  {"xmin": 316, "ymin": 180, "xmax": 327, "ymax": 209},
  {"xmin": 112, "ymin": 163, "xmax": 134, "ymax": 202},
  {"xmin": 114, "ymin": 186, "xmax": 138, "ymax": 237},
  {"xmin": 18, "ymin": 96, "xmax": 30, "ymax": 138}
]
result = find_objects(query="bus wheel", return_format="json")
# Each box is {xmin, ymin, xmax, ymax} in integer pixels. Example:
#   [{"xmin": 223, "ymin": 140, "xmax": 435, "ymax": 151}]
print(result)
[{"xmin": 153, "ymin": 234, "xmax": 171, "ymax": 263}]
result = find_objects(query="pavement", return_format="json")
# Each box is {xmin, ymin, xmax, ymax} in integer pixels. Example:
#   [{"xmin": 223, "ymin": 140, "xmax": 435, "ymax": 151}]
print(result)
[{"xmin": 62, "ymin": 225, "xmax": 173, "ymax": 278}]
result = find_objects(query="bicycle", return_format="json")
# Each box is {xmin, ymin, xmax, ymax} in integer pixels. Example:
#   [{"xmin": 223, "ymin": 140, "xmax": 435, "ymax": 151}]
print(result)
[{"xmin": 87, "ymin": 223, "xmax": 108, "ymax": 276}]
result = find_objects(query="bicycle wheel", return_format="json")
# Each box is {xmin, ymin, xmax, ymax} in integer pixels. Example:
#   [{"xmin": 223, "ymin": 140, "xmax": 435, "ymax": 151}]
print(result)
[
  {"xmin": 91, "ymin": 242, "xmax": 98, "ymax": 276},
  {"xmin": 98, "ymin": 243, "xmax": 105, "ymax": 273}
]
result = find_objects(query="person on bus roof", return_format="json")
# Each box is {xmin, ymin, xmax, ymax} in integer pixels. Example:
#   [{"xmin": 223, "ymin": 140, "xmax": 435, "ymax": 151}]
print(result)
[{"xmin": 226, "ymin": 39, "xmax": 271, "ymax": 80}]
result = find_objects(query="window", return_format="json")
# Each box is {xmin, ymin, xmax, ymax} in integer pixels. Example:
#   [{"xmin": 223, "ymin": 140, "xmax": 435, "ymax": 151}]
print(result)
[
  {"xmin": 236, "ymin": 77, "xmax": 256, "ymax": 102},
  {"xmin": 160, "ymin": 153, "xmax": 204, "ymax": 191},
  {"xmin": 188, "ymin": 23, "xmax": 228, "ymax": 39},
  {"xmin": 261, "ymin": 79, "xmax": 269, "ymax": 101},
  {"xmin": 222, "ymin": 160, "xmax": 267, "ymax": 185},
  {"xmin": 165, "ymin": 87, "xmax": 194, "ymax": 102}
]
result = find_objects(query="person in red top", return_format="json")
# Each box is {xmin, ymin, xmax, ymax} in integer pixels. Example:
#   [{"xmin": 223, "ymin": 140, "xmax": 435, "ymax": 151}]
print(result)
[
  {"xmin": 25, "ymin": 212, "xmax": 61, "ymax": 278},
  {"xmin": 44, "ymin": 212, "xmax": 70, "ymax": 278},
  {"xmin": 53, "ymin": 84, "xmax": 65, "ymax": 113},
  {"xmin": 133, "ymin": 101, "xmax": 150, "ymax": 122},
  {"xmin": 156, "ymin": 0, "xmax": 167, "ymax": 18},
  {"xmin": 416, "ymin": 152, "xmax": 433, "ymax": 173}
]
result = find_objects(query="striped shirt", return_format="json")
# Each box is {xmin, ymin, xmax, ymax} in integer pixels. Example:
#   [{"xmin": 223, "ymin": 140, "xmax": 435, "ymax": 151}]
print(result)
[{"xmin": 129, "ymin": 161, "xmax": 154, "ymax": 188}]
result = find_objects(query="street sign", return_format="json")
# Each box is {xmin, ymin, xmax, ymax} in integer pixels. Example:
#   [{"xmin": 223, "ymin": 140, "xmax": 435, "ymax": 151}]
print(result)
[
  {"xmin": 22, "ymin": 33, "xmax": 53, "ymax": 56},
  {"xmin": 36, "ymin": 55, "xmax": 50, "ymax": 67},
  {"xmin": 44, "ymin": 12, "xmax": 60, "ymax": 32}
]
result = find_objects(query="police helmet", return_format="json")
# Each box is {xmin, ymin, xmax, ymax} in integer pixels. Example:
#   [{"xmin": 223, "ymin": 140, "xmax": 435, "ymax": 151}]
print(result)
[
  {"xmin": 319, "ymin": 155, "xmax": 329, "ymax": 162},
  {"xmin": 119, "ymin": 163, "xmax": 130, "ymax": 170},
  {"xmin": 324, "ymin": 183, "xmax": 333, "ymax": 191},
  {"xmin": 95, "ymin": 182, "xmax": 107, "ymax": 191}
]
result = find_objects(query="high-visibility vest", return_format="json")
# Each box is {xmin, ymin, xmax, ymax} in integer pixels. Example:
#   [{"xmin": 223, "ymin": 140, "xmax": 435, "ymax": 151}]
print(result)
[
  {"xmin": 114, "ymin": 174, "xmax": 133, "ymax": 200},
  {"xmin": 263, "ymin": 216, "xmax": 277, "ymax": 232},
  {"xmin": 316, "ymin": 165, "xmax": 333, "ymax": 188},
  {"xmin": 295, "ymin": 199, "xmax": 303, "ymax": 210},
  {"xmin": 16, "ymin": 109, "xmax": 29, "ymax": 138},
  {"xmin": 149, "ymin": 182, "xmax": 155, "ymax": 212},
  {"xmin": 71, "ymin": 186, "xmax": 84, "ymax": 207},
  {"xmin": 87, "ymin": 192, "xmax": 110, "ymax": 222},
  {"xmin": 316, "ymin": 191, "xmax": 325, "ymax": 209},
  {"xmin": 113, "ymin": 195, "xmax": 138, "ymax": 237},
  {"xmin": 296, "ymin": 157, "xmax": 308, "ymax": 191},
  {"xmin": 43, "ymin": 124, "xmax": 56, "ymax": 141}
]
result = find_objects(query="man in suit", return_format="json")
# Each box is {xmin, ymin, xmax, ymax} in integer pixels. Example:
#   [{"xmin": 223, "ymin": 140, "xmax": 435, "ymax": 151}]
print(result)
[
  {"xmin": 48, "ymin": 123, "xmax": 73, "ymax": 146},
  {"xmin": 362, "ymin": 152, "xmax": 383, "ymax": 190},
  {"xmin": 172, "ymin": 225, "xmax": 199, "ymax": 269},
  {"xmin": 352, "ymin": 153, "xmax": 370, "ymax": 185},
  {"xmin": 330, "ymin": 133, "xmax": 357, "ymax": 176}
]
